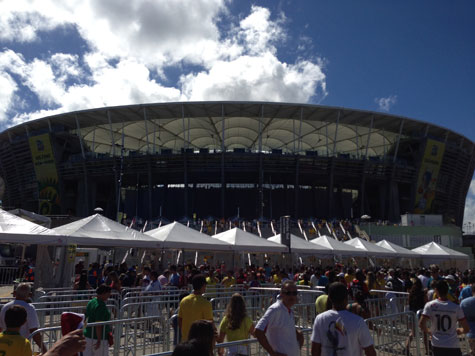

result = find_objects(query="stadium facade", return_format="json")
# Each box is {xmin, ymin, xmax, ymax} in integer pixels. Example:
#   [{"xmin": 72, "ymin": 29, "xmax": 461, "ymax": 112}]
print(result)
[{"xmin": 0, "ymin": 102, "xmax": 473, "ymax": 226}]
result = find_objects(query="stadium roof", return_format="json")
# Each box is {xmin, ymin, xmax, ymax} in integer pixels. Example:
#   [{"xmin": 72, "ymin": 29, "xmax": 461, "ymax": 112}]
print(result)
[{"xmin": 2, "ymin": 102, "xmax": 473, "ymax": 157}]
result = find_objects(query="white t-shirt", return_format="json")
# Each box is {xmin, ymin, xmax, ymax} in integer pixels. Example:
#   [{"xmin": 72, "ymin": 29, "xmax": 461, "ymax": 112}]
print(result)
[
  {"xmin": 418, "ymin": 274, "xmax": 429, "ymax": 289},
  {"xmin": 311, "ymin": 309, "xmax": 373, "ymax": 356},
  {"xmin": 145, "ymin": 280, "xmax": 162, "ymax": 292},
  {"xmin": 0, "ymin": 300, "xmax": 40, "ymax": 337},
  {"xmin": 422, "ymin": 299, "xmax": 465, "ymax": 348},
  {"xmin": 255, "ymin": 300, "xmax": 300, "ymax": 356}
]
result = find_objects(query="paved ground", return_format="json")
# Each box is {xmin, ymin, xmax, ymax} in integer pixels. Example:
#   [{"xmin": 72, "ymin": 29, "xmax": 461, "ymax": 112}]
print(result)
[{"xmin": 0, "ymin": 285, "xmax": 14, "ymax": 297}]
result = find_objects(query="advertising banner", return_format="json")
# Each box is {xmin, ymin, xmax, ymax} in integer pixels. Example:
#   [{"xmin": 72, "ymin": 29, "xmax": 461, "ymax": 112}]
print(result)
[
  {"xmin": 29, "ymin": 133, "xmax": 61, "ymax": 214},
  {"xmin": 414, "ymin": 139, "xmax": 445, "ymax": 213}
]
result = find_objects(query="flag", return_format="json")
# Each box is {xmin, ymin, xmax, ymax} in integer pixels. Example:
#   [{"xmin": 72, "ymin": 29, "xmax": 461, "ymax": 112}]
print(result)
[
  {"xmin": 61, "ymin": 312, "xmax": 85, "ymax": 356},
  {"xmin": 270, "ymin": 221, "xmax": 277, "ymax": 235},
  {"xmin": 311, "ymin": 221, "xmax": 318, "ymax": 235},
  {"xmin": 121, "ymin": 250, "xmax": 129, "ymax": 264},
  {"xmin": 129, "ymin": 217, "xmax": 136, "ymax": 229},
  {"xmin": 339, "ymin": 222, "xmax": 346, "ymax": 235},
  {"xmin": 140, "ymin": 220, "xmax": 148, "ymax": 233}
]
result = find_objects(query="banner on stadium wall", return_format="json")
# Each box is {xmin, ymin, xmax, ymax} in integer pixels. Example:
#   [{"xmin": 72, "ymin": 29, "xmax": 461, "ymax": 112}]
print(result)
[
  {"xmin": 29, "ymin": 133, "xmax": 61, "ymax": 215},
  {"xmin": 414, "ymin": 138, "xmax": 445, "ymax": 213}
]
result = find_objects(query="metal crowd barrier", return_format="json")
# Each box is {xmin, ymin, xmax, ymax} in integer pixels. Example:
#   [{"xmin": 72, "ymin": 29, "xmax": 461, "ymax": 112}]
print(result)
[
  {"xmin": 0, "ymin": 266, "xmax": 21, "ymax": 285},
  {"xmin": 365, "ymin": 296, "xmax": 409, "ymax": 317},
  {"xmin": 144, "ymin": 327, "xmax": 314, "ymax": 356},
  {"xmin": 29, "ymin": 315, "xmax": 172, "ymax": 356},
  {"xmin": 365, "ymin": 311, "xmax": 420, "ymax": 356}
]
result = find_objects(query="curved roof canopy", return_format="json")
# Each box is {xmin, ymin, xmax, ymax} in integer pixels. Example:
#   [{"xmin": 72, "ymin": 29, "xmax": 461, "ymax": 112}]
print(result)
[
  {"xmin": 268, "ymin": 234, "xmax": 333, "ymax": 255},
  {"xmin": 212, "ymin": 227, "xmax": 287, "ymax": 253},
  {"xmin": 3, "ymin": 102, "xmax": 472, "ymax": 158},
  {"xmin": 146, "ymin": 221, "xmax": 233, "ymax": 251},
  {"xmin": 344, "ymin": 237, "xmax": 397, "ymax": 257}
]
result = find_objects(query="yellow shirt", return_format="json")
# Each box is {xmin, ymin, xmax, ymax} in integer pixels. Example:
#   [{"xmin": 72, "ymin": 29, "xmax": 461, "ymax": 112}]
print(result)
[
  {"xmin": 178, "ymin": 294, "xmax": 213, "ymax": 341},
  {"xmin": 273, "ymin": 274, "xmax": 282, "ymax": 284},
  {"xmin": 222, "ymin": 276, "xmax": 236, "ymax": 288},
  {"xmin": 315, "ymin": 294, "xmax": 329, "ymax": 314},
  {"xmin": 344, "ymin": 274, "xmax": 354, "ymax": 285},
  {"xmin": 0, "ymin": 331, "xmax": 32, "ymax": 356},
  {"xmin": 219, "ymin": 315, "xmax": 252, "ymax": 341}
]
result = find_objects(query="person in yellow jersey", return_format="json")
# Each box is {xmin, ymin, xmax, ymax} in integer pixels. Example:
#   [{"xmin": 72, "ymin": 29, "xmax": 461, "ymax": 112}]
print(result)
[
  {"xmin": 221, "ymin": 271, "xmax": 236, "ymax": 288},
  {"xmin": 0, "ymin": 305, "xmax": 32, "ymax": 356},
  {"xmin": 217, "ymin": 293, "xmax": 255, "ymax": 356},
  {"xmin": 344, "ymin": 267, "xmax": 355, "ymax": 286},
  {"xmin": 178, "ymin": 274, "xmax": 214, "ymax": 341}
]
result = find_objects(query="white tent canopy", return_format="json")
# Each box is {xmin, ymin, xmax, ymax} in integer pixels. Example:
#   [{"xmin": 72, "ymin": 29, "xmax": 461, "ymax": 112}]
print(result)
[
  {"xmin": 268, "ymin": 234, "xmax": 333, "ymax": 255},
  {"xmin": 8, "ymin": 209, "xmax": 51, "ymax": 228},
  {"xmin": 146, "ymin": 222, "xmax": 233, "ymax": 251},
  {"xmin": 309, "ymin": 235, "xmax": 366, "ymax": 257},
  {"xmin": 344, "ymin": 237, "xmax": 397, "ymax": 258},
  {"xmin": 0, "ymin": 208, "xmax": 65, "ymax": 245},
  {"xmin": 375, "ymin": 240, "xmax": 420, "ymax": 258},
  {"xmin": 213, "ymin": 228, "xmax": 287, "ymax": 253},
  {"xmin": 53, "ymin": 214, "xmax": 161, "ymax": 248},
  {"xmin": 411, "ymin": 242, "xmax": 469, "ymax": 260}
]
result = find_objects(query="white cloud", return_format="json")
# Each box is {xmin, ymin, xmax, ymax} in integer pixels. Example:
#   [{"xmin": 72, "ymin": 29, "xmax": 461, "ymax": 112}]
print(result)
[
  {"xmin": 0, "ymin": 72, "xmax": 18, "ymax": 122},
  {"xmin": 375, "ymin": 95, "xmax": 397, "ymax": 112},
  {"xmin": 0, "ymin": 2, "xmax": 327, "ymax": 127}
]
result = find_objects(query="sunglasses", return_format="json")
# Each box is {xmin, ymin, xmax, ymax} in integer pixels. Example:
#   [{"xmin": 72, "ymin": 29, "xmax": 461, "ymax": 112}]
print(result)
[{"xmin": 282, "ymin": 290, "xmax": 298, "ymax": 296}]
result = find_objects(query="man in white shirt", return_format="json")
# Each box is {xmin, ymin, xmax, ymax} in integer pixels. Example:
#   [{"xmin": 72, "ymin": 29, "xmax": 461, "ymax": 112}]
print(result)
[
  {"xmin": 145, "ymin": 271, "xmax": 162, "ymax": 292},
  {"xmin": 0, "ymin": 283, "xmax": 46, "ymax": 353},
  {"xmin": 255, "ymin": 281, "xmax": 304, "ymax": 356},
  {"xmin": 145, "ymin": 271, "xmax": 162, "ymax": 316},
  {"xmin": 311, "ymin": 282, "xmax": 376, "ymax": 356},
  {"xmin": 419, "ymin": 280, "xmax": 469, "ymax": 356}
]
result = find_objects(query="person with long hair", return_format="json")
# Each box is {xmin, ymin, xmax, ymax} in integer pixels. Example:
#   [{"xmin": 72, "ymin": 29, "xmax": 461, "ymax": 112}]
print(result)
[
  {"xmin": 217, "ymin": 293, "xmax": 255, "ymax": 356},
  {"xmin": 74, "ymin": 270, "xmax": 92, "ymax": 290},
  {"xmin": 187, "ymin": 320, "xmax": 216, "ymax": 356},
  {"xmin": 405, "ymin": 278, "xmax": 428, "ymax": 355}
]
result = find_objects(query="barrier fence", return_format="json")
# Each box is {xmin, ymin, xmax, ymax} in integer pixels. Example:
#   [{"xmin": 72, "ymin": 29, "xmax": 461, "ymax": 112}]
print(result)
[
  {"xmin": 0, "ymin": 266, "xmax": 20, "ymax": 285},
  {"xmin": 29, "ymin": 315, "xmax": 172, "ymax": 356},
  {"xmin": 29, "ymin": 306, "xmax": 474, "ymax": 356},
  {"xmin": 144, "ymin": 328, "xmax": 315, "ymax": 356}
]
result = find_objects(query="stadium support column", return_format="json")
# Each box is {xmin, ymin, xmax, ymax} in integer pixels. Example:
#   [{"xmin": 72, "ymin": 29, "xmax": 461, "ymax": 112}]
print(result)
[
  {"xmin": 258, "ymin": 105, "xmax": 264, "ymax": 219},
  {"xmin": 107, "ymin": 110, "xmax": 119, "ymax": 221},
  {"xmin": 360, "ymin": 116, "xmax": 374, "ymax": 216},
  {"xmin": 144, "ymin": 108, "xmax": 153, "ymax": 220},
  {"xmin": 294, "ymin": 157, "xmax": 300, "ymax": 218},
  {"xmin": 221, "ymin": 104, "xmax": 226, "ymax": 219},
  {"xmin": 75, "ymin": 115, "xmax": 89, "ymax": 215},
  {"xmin": 182, "ymin": 105, "xmax": 189, "ymax": 218},
  {"xmin": 388, "ymin": 119, "xmax": 404, "ymax": 221},
  {"xmin": 328, "ymin": 111, "xmax": 340, "ymax": 217}
]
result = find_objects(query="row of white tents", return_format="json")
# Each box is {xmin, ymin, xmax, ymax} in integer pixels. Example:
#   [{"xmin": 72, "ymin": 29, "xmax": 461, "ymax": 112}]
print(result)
[{"xmin": 0, "ymin": 208, "xmax": 468, "ymax": 262}]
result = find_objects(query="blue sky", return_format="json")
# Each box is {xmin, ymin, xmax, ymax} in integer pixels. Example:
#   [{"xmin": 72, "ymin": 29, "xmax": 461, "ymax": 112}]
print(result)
[{"xmin": 0, "ymin": 0, "xmax": 474, "ymax": 225}]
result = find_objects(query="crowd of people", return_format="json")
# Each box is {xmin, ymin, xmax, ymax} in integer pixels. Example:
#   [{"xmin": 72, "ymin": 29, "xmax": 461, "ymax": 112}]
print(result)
[{"xmin": 1, "ymin": 259, "xmax": 474, "ymax": 356}]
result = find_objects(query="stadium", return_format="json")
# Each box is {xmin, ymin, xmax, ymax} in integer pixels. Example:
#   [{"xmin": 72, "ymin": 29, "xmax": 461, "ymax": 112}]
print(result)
[{"xmin": 0, "ymin": 101, "xmax": 473, "ymax": 226}]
